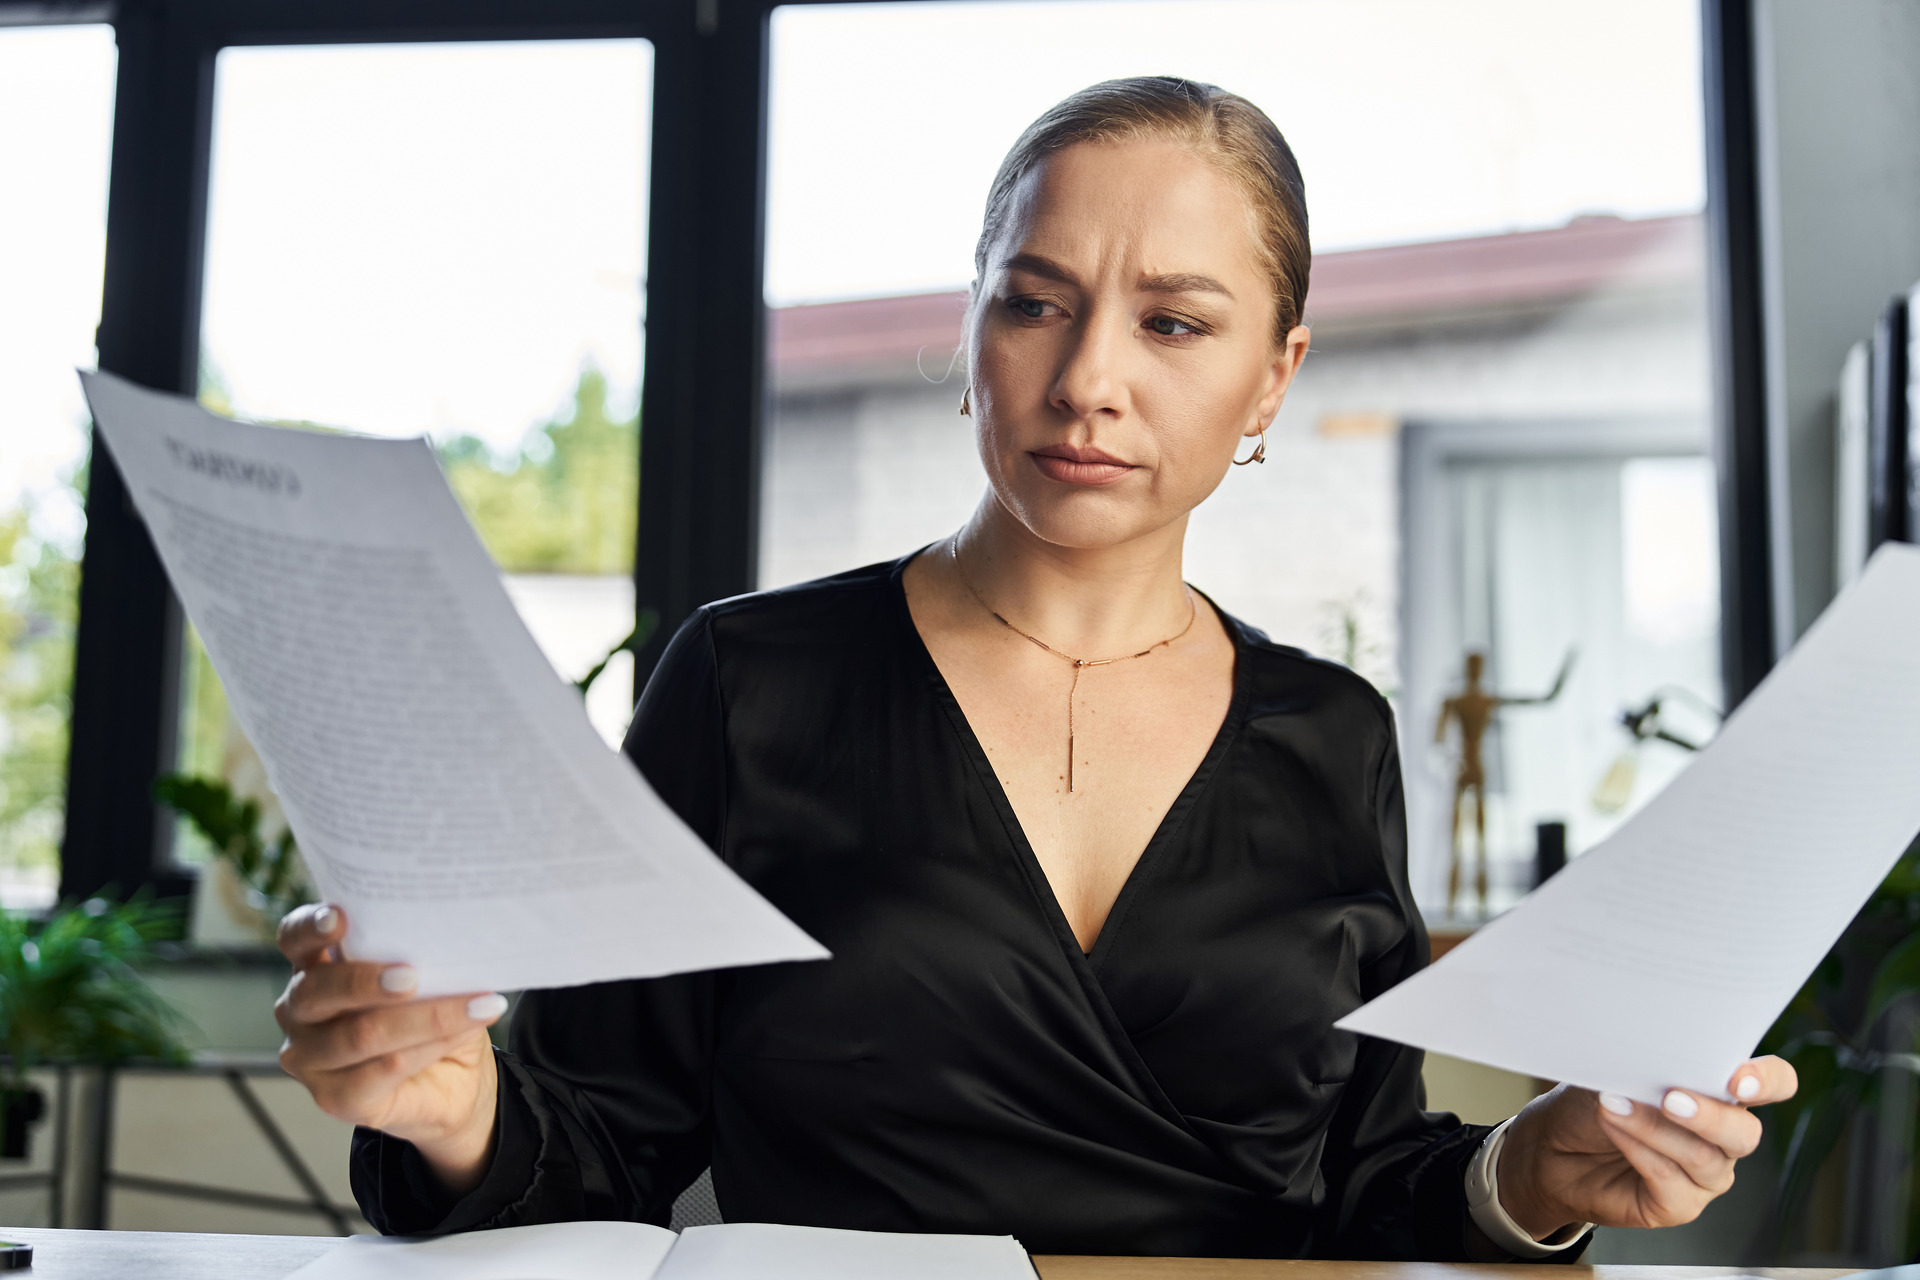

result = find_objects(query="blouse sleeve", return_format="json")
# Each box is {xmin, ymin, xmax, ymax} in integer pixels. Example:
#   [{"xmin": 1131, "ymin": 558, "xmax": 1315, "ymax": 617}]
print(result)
[
  {"xmin": 350, "ymin": 609, "xmax": 728, "ymax": 1235},
  {"xmin": 1313, "ymin": 707, "xmax": 1588, "ymax": 1262}
]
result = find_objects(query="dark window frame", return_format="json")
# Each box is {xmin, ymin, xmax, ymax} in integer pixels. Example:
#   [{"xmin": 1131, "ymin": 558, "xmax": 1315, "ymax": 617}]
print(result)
[
  {"xmin": 1701, "ymin": 0, "xmax": 1774, "ymax": 706},
  {"xmin": 40, "ymin": 0, "xmax": 1769, "ymax": 903},
  {"xmin": 61, "ymin": 0, "xmax": 784, "ymax": 902}
]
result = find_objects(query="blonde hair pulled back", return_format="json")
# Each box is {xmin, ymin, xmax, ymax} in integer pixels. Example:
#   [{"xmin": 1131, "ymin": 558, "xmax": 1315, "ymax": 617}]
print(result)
[{"xmin": 973, "ymin": 76, "xmax": 1311, "ymax": 346}]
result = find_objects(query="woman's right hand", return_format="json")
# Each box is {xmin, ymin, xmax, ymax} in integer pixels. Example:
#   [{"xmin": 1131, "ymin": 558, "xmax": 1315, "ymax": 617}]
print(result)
[{"xmin": 275, "ymin": 903, "xmax": 505, "ymax": 1195}]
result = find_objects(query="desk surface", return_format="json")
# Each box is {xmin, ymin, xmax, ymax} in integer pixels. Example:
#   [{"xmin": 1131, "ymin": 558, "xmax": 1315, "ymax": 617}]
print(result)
[
  {"xmin": 1036, "ymin": 1266, "xmax": 1856, "ymax": 1280},
  {"xmin": 0, "ymin": 1226, "xmax": 1865, "ymax": 1280}
]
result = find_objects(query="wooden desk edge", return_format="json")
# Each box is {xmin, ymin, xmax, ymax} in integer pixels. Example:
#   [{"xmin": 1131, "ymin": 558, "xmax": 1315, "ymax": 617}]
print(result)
[
  {"xmin": 1033, "ymin": 1261, "xmax": 1862, "ymax": 1280},
  {"xmin": 0, "ymin": 1228, "xmax": 1863, "ymax": 1280}
]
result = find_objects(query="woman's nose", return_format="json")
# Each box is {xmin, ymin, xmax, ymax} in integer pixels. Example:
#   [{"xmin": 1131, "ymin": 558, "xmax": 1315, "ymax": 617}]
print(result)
[{"xmin": 1049, "ymin": 309, "xmax": 1130, "ymax": 421}]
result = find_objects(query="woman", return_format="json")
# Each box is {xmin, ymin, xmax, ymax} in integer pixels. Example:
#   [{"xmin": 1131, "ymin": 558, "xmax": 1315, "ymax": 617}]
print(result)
[{"xmin": 274, "ymin": 78, "xmax": 1792, "ymax": 1259}]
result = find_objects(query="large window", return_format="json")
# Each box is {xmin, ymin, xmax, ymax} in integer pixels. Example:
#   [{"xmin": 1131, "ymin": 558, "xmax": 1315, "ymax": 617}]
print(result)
[
  {"xmin": 40, "ymin": 0, "xmax": 1770, "ymax": 923},
  {"xmin": 179, "ymin": 39, "xmax": 651, "ymax": 922},
  {"xmin": 0, "ymin": 24, "xmax": 116, "ymax": 910},
  {"xmin": 760, "ymin": 0, "xmax": 1716, "ymax": 915}
]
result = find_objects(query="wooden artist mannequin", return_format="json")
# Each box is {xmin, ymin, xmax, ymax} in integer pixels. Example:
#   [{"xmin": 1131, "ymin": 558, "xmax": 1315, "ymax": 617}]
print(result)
[{"xmin": 1434, "ymin": 650, "xmax": 1572, "ymax": 916}]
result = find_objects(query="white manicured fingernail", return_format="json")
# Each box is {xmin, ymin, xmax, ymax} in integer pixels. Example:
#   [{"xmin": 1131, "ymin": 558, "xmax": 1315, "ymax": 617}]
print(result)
[
  {"xmin": 314, "ymin": 905, "xmax": 337, "ymax": 933},
  {"xmin": 1735, "ymin": 1074, "xmax": 1761, "ymax": 1100},
  {"xmin": 1663, "ymin": 1089, "xmax": 1699, "ymax": 1118},
  {"xmin": 467, "ymin": 993, "xmax": 509, "ymax": 1021},
  {"xmin": 379, "ymin": 966, "xmax": 418, "ymax": 994},
  {"xmin": 1598, "ymin": 1092, "xmax": 1634, "ymax": 1116}
]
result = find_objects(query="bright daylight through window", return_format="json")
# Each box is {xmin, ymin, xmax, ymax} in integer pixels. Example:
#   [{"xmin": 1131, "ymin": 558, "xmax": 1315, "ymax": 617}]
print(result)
[
  {"xmin": 0, "ymin": 25, "xmax": 116, "ymax": 911},
  {"xmin": 761, "ymin": 0, "xmax": 1717, "ymax": 918},
  {"xmin": 180, "ymin": 39, "xmax": 651, "ymax": 939}
]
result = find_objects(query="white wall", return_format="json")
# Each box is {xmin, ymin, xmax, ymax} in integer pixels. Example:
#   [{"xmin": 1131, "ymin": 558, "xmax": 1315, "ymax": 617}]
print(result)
[{"xmin": 1755, "ymin": 0, "xmax": 1920, "ymax": 643}]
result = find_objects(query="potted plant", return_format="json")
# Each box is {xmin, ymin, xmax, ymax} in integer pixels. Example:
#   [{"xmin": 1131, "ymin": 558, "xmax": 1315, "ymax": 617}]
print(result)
[
  {"xmin": 0, "ymin": 896, "xmax": 189, "ymax": 1159},
  {"xmin": 154, "ymin": 774, "xmax": 311, "ymax": 942},
  {"xmin": 1758, "ymin": 834, "xmax": 1920, "ymax": 1258}
]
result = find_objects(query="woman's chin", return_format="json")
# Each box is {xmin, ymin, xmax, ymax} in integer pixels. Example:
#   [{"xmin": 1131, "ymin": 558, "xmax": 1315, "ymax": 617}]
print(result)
[{"xmin": 997, "ymin": 489, "xmax": 1177, "ymax": 553}]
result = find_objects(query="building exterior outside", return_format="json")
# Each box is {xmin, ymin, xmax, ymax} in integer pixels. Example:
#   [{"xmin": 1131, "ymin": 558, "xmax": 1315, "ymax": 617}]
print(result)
[{"xmin": 761, "ymin": 213, "xmax": 1717, "ymax": 915}]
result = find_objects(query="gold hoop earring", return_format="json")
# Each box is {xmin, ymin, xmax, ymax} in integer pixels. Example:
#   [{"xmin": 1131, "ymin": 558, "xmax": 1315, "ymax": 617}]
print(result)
[
  {"xmin": 1233, "ymin": 426, "xmax": 1267, "ymax": 466},
  {"xmin": 959, "ymin": 388, "xmax": 972, "ymax": 417}
]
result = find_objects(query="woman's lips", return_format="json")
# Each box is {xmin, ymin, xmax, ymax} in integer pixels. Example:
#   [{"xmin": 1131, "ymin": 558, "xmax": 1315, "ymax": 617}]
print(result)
[{"xmin": 1029, "ymin": 449, "xmax": 1135, "ymax": 486}]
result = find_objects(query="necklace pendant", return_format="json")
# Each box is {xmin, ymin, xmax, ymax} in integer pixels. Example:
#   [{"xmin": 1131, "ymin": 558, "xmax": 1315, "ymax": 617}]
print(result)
[{"xmin": 951, "ymin": 533, "xmax": 1200, "ymax": 801}]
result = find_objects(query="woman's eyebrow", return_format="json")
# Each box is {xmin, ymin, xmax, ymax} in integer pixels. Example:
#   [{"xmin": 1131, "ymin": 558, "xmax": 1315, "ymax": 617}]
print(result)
[
  {"xmin": 1138, "ymin": 271, "xmax": 1234, "ymax": 298},
  {"xmin": 1003, "ymin": 252, "xmax": 1079, "ymax": 286},
  {"xmin": 1000, "ymin": 256, "xmax": 1232, "ymax": 300}
]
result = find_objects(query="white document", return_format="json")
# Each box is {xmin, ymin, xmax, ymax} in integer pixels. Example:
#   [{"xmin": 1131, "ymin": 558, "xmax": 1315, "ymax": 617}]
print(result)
[
  {"xmin": 663, "ymin": 1223, "xmax": 1038, "ymax": 1280},
  {"xmin": 1340, "ymin": 543, "xmax": 1920, "ymax": 1104},
  {"xmin": 82, "ymin": 371, "xmax": 826, "ymax": 994},
  {"xmin": 284, "ymin": 1222, "xmax": 1038, "ymax": 1280},
  {"xmin": 284, "ymin": 1222, "xmax": 676, "ymax": 1280}
]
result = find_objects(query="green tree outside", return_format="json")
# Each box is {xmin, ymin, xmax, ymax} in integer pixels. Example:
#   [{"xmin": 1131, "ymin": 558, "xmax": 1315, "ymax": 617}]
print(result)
[
  {"xmin": 0, "ymin": 466, "xmax": 85, "ymax": 891},
  {"xmin": 440, "ymin": 364, "xmax": 639, "ymax": 575}
]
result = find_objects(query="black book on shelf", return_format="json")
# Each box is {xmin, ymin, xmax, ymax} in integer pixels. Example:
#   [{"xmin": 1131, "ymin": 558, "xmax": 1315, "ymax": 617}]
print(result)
[{"xmin": 1868, "ymin": 285, "xmax": 1919, "ymax": 551}]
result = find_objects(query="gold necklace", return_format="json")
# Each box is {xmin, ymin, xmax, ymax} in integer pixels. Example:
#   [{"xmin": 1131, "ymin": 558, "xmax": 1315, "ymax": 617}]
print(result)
[{"xmin": 949, "ymin": 535, "xmax": 1198, "ymax": 793}]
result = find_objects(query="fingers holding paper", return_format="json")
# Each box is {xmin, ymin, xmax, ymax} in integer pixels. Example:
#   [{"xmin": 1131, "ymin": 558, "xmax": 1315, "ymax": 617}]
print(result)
[
  {"xmin": 1726, "ymin": 1054, "xmax": 1798, "ymax": 1107},
  {"xmin": 1495, "ymin": 1056, "xmax": 1798, "ymax": 1238},
  {"xmin": 278, "ymin": 901, "xmax": 345, "ymax": 968},
  {"xmin": 1590, "ymin": 1092, "xmax": 1737, "ymax": 1217},
  {"xmin": 1588, "ymin": 1056, "xmax": 1797, "ymax": 1225},
  {"xmin": 279, "ymin": 982, "xmax": 498, "ymax": 1073},
  {"xmin": 274, "ymin": 903, "xmax": 504, "ymax": 1195}
]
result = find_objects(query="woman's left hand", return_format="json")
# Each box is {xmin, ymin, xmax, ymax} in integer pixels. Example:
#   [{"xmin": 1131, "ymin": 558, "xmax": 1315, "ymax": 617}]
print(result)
[{"xmin": 1493, "ymin": 1056, "xmax": 1798, "ymax": 1239}]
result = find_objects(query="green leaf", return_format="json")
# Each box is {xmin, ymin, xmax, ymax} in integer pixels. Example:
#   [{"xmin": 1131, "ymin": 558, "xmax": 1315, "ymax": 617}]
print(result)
[
  {"xmin": 1767, "ymin": 1069, "xmax": 1871, "ymax": 1255},
  {"xmin": 152, "ymin": 773, "xmax": 311, "ymax": 929},
  {"xmin": 0, "ymin": 894, "xmax": 192, "ymax": 1081},
  {"xmin": 1863, "ymin": 930, "xmax": 1920, "ymax": 1034},
  {"xmin": 573, "ymin": 609, "xmax": 660, "ymax": 698},
  {"xmin": 1756, "ymin": 834, "xmax": 1920, "ymax": 1254}
]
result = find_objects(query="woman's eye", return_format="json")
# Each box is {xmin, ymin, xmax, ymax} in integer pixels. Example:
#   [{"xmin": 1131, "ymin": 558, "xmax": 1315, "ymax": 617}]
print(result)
[
  {"xmin": 1009, "ymin": 298, "xmax": 1051, "ymax": 319},
  {"xmin": 1147, "ymin": 315, "xmax": 1198, "ymax": 337}
]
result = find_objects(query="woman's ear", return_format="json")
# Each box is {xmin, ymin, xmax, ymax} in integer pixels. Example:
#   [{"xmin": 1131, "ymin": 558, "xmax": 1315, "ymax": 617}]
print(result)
[{"xmin": 1249, "ymin": 324, "xmax": 1310, "ymax": 435}]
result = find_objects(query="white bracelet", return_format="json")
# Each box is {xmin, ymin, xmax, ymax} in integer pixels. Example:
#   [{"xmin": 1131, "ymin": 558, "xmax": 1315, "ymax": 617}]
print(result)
[{"xmin": 1464, "ymin": 1117, "xmax": 1592, "ymax": 1258}]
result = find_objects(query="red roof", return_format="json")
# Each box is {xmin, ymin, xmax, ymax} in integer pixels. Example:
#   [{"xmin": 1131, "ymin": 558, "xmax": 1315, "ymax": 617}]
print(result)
[
  {"xmin": 770, "ymin": 290, "xmax": 972, "ymax": 379},
  {"xmin": 1306, "ymin": 213, "xmax": 1702, "ymax": 321},
  {"xmin": 768, "ymin": 213, "xmax": 1703, "ymax": 380}
]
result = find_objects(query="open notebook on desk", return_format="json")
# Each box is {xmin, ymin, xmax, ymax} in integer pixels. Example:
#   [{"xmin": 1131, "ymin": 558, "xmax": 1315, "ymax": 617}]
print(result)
[{"xmin": 285, "ymin": 1221, "xmax": 1038, "ymax": 1280}]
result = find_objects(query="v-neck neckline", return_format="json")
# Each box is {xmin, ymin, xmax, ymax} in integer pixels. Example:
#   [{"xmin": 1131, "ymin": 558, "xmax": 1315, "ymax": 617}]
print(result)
[{"xmin": 888, "ymin": 550, "xmax": 1253, "ymax": 973}]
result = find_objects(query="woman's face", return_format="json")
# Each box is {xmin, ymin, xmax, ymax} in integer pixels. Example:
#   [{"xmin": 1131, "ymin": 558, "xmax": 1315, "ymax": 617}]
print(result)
[{"xmin": 967, "ymin": 137, "xmax": 1310, "ymax": 552}]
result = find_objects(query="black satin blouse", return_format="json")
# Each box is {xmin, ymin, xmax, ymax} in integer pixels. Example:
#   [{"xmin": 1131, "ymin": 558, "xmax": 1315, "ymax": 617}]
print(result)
[{"xmin": 350, "ymin": 555, "xmax": 1530, "ymax": 1258}]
